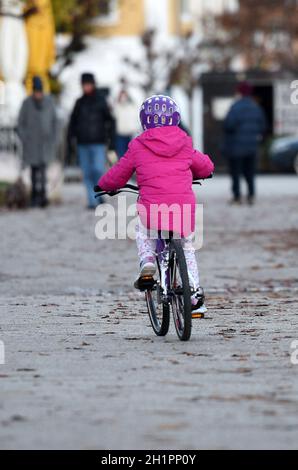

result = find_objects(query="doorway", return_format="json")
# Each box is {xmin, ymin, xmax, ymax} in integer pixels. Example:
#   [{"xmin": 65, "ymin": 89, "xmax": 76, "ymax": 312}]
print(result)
[{"xmin": 252, "ymin": 84, "xmax": 273, "ymax": 136}]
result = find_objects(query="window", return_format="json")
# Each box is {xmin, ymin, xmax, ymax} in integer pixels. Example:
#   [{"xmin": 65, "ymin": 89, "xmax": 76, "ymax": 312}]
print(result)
[
  {"xmin": 96, "ymin": 0, "xmax": 119, "ymax": 25},
  {"xmin": 180, "ymin": 0, "xmax": 191, "ymax": 21},
  {"xmin": 0, "ymin": 80, "xmax": 5, "ymax": 106}
]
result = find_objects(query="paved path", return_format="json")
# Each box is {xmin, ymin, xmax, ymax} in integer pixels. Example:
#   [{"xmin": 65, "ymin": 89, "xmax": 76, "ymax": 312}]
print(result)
[{"xmin": 0, "ymin": 176, "xmax": 298, "ymax": 449}]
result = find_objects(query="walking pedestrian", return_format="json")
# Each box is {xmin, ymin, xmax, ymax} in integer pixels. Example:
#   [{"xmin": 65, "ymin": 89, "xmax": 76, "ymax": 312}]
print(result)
[
  {"xmin": 68, "ymin": 73, "xmax": 115, "ymax": 209},
  {"xmin": 223, "ymin": 82, "xmax": 267, "ymax": 205},
  {"xmin": 113, "ymin": 88, "xmax": 139, "ymax": 158},
  {"xmin": 18, "ymin": 76, "xmax": 58, "ymax": 208}
]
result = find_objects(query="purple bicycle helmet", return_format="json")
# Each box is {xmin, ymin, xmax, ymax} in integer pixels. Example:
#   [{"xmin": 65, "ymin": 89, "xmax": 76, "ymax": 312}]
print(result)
[{"xmin": 140, "ymin": 94, "xmax": 181, "ymax": 130}]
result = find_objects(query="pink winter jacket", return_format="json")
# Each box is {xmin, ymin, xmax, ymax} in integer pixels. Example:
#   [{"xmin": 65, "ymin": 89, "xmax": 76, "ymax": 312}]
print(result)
[{"xmin": 98, "ymin": 126, "xmax": 214, "ymax": 236}]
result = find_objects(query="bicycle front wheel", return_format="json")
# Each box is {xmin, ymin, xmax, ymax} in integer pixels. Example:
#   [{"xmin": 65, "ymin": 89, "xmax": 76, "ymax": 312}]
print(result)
[{"xmin": 170, "ymin": 239, "xmax": 192, "ymax": 341}]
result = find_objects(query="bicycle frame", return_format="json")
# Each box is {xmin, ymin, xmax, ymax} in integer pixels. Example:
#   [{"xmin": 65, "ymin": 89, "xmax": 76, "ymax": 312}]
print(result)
[{"xmin": 155, "ymin": 238, "xmax": 170, "ymax": 301}]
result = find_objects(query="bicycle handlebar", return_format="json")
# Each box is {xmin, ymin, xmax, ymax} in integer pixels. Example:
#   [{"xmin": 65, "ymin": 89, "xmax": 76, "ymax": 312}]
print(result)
[
  {"xmin": 94, "ymin": 183, "xmax": 139, "ymax": 193},
  {"xmin": 94, "ymin": 174, "xmax": 213, "ymax": 197}
]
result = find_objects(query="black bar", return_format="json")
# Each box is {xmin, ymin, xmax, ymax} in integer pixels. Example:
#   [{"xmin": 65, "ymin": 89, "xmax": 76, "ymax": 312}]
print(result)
[
  {"xmin": 0, "ymin": 450, "xmax": 296, "ymax": 467},
  {"xmin": 123, "ymin": 183, "xmax": 139, "ymax": 191}
]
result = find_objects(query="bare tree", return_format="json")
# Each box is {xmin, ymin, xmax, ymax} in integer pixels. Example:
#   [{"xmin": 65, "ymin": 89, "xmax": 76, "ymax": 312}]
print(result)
[
  {"xmin": 122, "ymin": 28, "xmax": 213, "ymax": 129},
  {"xmin": 122, "ymin": 29, "xmax": 176, "ymax": 95},
  {"xmin": 51, "ymin": 0, "xmax": 119, "ymax": 76},
  {"xmin": 212, "ymin": 0, "xmax": 298, "ymax": 71}
]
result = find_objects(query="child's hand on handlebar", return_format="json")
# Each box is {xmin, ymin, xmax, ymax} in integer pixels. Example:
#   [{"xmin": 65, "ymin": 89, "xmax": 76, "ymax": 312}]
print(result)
[{"xmin": 94, "ymin": 185, "xmax": 119, "ymax": 196}]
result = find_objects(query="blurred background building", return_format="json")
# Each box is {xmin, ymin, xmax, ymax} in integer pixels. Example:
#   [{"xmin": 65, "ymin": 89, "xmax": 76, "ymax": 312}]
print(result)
[{"xmin": 1, "ymin": 0, "xmax": 298, "ymax": 191}]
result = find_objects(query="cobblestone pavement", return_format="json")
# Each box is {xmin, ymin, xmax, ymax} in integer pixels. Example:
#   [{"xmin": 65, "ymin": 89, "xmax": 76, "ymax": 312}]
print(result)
[{"xmin": 0, "ymin": 176, "xmax": 298, "ymax": 450}]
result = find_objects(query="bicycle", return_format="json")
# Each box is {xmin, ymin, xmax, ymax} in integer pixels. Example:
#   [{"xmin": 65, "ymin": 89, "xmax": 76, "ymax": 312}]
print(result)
[{"xmin": 94, "ymin": 179, "xmax": 210, "ymax": 342}]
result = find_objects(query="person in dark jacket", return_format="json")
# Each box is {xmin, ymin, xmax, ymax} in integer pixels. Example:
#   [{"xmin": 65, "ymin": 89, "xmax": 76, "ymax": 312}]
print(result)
[
  {"xmin": 223, "ymin": 82, "xmax": 267, "ymax": 205},
  {"xmin": 68, "ymin": 73, "xmax": 115, "ymax": 208},
  {"xmin": 18, "ymin": 76, "xmax": 58, "ymax": 208}
]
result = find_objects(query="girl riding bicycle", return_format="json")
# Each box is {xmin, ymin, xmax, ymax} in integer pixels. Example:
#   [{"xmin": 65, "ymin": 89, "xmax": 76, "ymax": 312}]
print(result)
[{"xmin": 97, "ymin": 95, "xmax": 214, "ymax": 315}]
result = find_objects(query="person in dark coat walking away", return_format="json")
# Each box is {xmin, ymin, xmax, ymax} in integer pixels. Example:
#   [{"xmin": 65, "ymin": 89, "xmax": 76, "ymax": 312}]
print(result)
[
  {"xmin": 68, "ymin": 73, "xmax": 115, "ymax": 209},
  {"xmin": 18, "ymin": 76, "xmax": 58, "ymax": 208},
  {"xmin": 223, "ymin": 82, "xmax": 267, "ymax": 205}
]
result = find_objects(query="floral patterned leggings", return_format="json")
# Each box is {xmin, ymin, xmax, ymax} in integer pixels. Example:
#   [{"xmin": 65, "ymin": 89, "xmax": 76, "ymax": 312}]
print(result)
[{"xmin": 135, "ymin": 222, "xmax": 200, "ymax": 289}]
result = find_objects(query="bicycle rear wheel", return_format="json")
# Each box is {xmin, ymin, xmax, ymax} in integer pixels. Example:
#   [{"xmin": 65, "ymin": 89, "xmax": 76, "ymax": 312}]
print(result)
[
  {"xmin": 170, "ymin": 239, "xmax": 192, "ymax": 341},
  {"xmin": 145, "ymin": 276, "xmax": 170, "ymax": 337}
]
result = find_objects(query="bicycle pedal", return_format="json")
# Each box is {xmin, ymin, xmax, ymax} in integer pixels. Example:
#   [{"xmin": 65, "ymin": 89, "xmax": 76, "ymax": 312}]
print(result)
[
  {"xmin": 137, "ymin": 276, "xmax": 155, "ymax": 291},
  {"xmin": 192, "ymin": 312, "xmax": 205, "ymax": 319}
]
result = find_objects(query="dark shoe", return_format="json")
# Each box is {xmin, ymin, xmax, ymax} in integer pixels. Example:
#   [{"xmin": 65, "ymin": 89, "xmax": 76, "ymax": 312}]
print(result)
[
  {"xmin": 247, "ymin": 196, "xmax": 255, "ymax": 206},
  {"xmin": 30, "ymin": 199, "xmax": 38, "ymax": 208},
  {"xmin": 229, "ymin": 197, "xmax": 242, "ymax": 205},
  {"xmin": 40, "ymin": 198, "xmax": 49, "ymax": 208}
]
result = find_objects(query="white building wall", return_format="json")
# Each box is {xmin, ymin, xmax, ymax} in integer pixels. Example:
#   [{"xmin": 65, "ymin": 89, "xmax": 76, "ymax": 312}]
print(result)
[
  {"xmin": 144, "ymin": 0, "xmax": 169, "ymax": 34},
  {"xmin": 58, "ymin": 0, "xmax": 240, "ymax": 143},
  {"xmin": 191, "ymin": 0, "xmax": 238, "ymax": 18},
  {"xmin": 58, "ymin": 35, "xmax": 146, "ymax": 116},
  {"xmin": 192, "ymin": 86, "xmax": 204, "ymax": 150}
]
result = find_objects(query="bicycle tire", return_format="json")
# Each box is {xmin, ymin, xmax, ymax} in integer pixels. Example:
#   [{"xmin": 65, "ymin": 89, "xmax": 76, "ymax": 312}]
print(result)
[
  {"xmin": 170, "ymin": 239, "xmax": 192, "ymax": 341},
  {"xmin": 146, "ymin": 274, "xmax": 170, "ymax": 337}
]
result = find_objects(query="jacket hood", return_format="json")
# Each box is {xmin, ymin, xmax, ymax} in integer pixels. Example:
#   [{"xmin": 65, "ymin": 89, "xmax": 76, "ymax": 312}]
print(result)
[{"xmin": 137, "ymin": 127, "xmax": 188, "ymax": 157}]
